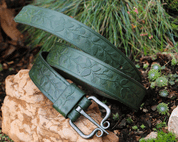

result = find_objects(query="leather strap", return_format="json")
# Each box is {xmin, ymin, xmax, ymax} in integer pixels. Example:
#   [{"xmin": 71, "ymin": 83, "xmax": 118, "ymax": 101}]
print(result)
[
  {"xmin": 29, "ymin": 52, "xmax": 91, "ymax": 122},
  {"xmin": 46, "ymin": 43, "xmax": 146, "ymax": 110},
  {"xmin": 14, "ymin": 5, "xmax": 142, "ymax": 83},
  {"xmin": 14, "ymin": 5, "xmax": 146, "ymax": 120}
]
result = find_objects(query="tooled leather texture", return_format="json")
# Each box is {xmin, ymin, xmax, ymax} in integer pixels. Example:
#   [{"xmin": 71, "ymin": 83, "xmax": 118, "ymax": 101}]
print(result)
[
  {"xmin": 15, "ymin": 5, "xmax": 147, "ymax": 115},
  {"xmin": 14, "ymin": 5, "xmax": 141, "ymax": 82},
  {"xmin": 29, "ymin": 53, "xmax": 91, "ymax": 120},
  {"xmin": 47, "ymin": 44, "xmax": 146, "ymax": 110}
]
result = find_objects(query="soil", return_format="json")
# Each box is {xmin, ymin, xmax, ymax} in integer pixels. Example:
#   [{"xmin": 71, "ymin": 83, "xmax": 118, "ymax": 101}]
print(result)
[{"xmin": 0, "ymin": 0, "xmax": 178, "ymax": 142}]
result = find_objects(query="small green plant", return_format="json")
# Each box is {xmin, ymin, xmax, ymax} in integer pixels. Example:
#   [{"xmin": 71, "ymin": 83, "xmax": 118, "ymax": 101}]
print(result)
[
  {"xmin": 0, "ymin": 132, "xmax": 13, "ymax": 142},
  {"xmin": 140, "ymin": 103, "xmax": 145, "ymax": 109},
  {"xmin": 155, "ymin": 77, "xmax": 168, "ymax": 87},
  {"xmin": 132, "ymin": 125, "xmax": 138, "ymax": 130},
  {"xmin": 140, "ymin": 124, "xmax": 146, "ymax": 129},
  {"xmin": 139, "ymin": 130, "xmax": 177, "ymax": 142},
  {"xmin": 161, "ymin": 66, "xmax": 166, "ymax": 70},
  {"xmin": 166, "ymin": 73, "xmax": 178, "ymax": 86},
  {"xmin": 135, "ymin": 64, "xmax": 140, "ymax": 68},
  {"xmin": 148, "ymin": 69, "xmax": 161, "ymax": 81},
  {"xmin": 176, "ymin": 79, "xmax": 178, "ymax": 83},
  {"xmin": 150, "ymin": 82, "xmax": 156, "ymax": 89},
  {"xmin": 143, "ymin": 63, "xmax": 149, "ymax": 69},
  {"xmin": 155, "ymin": 121, "xmax": 167, "ymax": 130},
  {"xmin": 151, "ymin": 63, "xmax": 161, "ymax": 70},
  {"xmin": 159, "ymin": 89, "xmax": 169, "ymax": 97},
  {"xmin": 102, "ymin": 99, "xmax": 107, "ymax": 104},
  {"xmin": 156, "ymin": 102, "xmax": 169, "ymax": 115},
  {"xmin": 126, "ymin": 117, "xmax": 133, "ymax": 124},
  {"xmin": 171, "ymin": 57, "xmax": 177, "ymax": 66},
  {"xmin": 112, "ymin": 113, "xmax": 119, "ymax": 121},
  {"xmin": 9, "ymin": 68, "xmax": 14, "ymax": 71},
  {"xmin": 169, "ymin": 80, "xmax": 175, "ymax": 85}
]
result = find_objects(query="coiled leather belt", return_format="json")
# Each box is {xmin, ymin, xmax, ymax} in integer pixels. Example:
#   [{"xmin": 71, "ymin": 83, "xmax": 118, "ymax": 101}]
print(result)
[{"xmin": 14, "ymin": 5, "xmax": 146, "ymax": 139}]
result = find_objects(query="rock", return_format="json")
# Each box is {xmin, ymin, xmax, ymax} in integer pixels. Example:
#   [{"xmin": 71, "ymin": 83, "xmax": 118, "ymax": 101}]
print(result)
[
  {"xmin": 168, "ymin": 106, "xmax": 178, "ymax": 138},
  {"xmin": 113, "ymin": 130, "xmax": 120, "ymax": 135},
  {"xmin": 144, "ymin": 132, "xmax": 157, "ymax": 140},
  {"xmin": 142, "ymin": 108, "xmax": 148, "ymax": 113},
  {"xmin": 151, "ymin": 105, "xmax": 157, "ymax": 111},
  {"xmin": 2, "ymin": 69, "xmax": 119, "ymax": 142}
]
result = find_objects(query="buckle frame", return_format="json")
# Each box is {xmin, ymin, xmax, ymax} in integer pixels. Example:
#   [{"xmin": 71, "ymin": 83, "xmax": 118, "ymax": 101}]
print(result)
[{"xmin": 69, "ymin": 96, "xmax": 111, "ymax": 139}]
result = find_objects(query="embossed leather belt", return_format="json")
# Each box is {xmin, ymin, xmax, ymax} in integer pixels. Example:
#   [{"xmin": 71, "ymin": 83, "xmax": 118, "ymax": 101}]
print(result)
[{"xmin": 14, "ymin": 5, "xmax": 146, "ymax": 139}]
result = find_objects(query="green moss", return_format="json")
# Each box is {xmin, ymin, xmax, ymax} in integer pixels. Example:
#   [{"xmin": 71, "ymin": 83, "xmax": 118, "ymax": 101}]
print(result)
[{"xmin": 155, "ymin": 77, "xmax": 168, "ymax": 87}]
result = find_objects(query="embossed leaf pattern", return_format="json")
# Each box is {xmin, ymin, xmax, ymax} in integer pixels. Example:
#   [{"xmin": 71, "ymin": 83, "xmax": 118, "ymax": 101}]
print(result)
[
  {"xmin": 43, "ymin": 67, "xmax": 50, "ymax": 76},
  {"xmin": 74, "ymin": 56, "xmax": 83, "ymax": 62},
  {"xmin": 120, "ymin": 88, "xmax": 128, "ymax": 99},
  {"xmin": 54, "ymin": 26, "xmax": 64, "ymax": 32},
  {"xmin": 81, "ymin": 69, "xmax": 91, "ymax": 77},
  {"xmin": 92, "ymin": 36, "xmax": 100, "ymax": 42},
  {"xmin": 76, "ymin": 65, "xmax": 80, "ymax": 73},
  {"xmin": 120, "ymin": 79, "xmax": 129, "ymax": 86},
  {"xmin": 106, "ymin": 72, "xmax": 113, "ymax": 78},
  {"xmin": 40, "ymin": 76, "xmax": 46, "ymax": 85},
  {"xmin": 91, "ymin": 74, "xmax": 97, "ymax": 83},
  {"xmin": 80, "ymin": 63, "xmax": 86, "ymax": 68},
  {"xmin": 122, "ymin": 64, "xmax": 130, "ymax": 70},
  {"xmin": 86, "ymin": 58, "xmax": 92, "ymax": 67},
  {"xmin": 73, "ymin": 33, "xmax": 80, "ymax": 40},
  {"xmin": 32, "ymin": 14, "xmax": 44, "ymax": 24},
  {"xmin": 68, "ymin": 62, "xmax": 75, "ymax": 70},
  {"xmin": 100, "ymin": 78, "xmax": 107, "ymax": 85},
  {"xmin": 65, "ymin": 22, "xmax": 74, "ymax": 28},
  {"xmin": 17, "ymin": 6, "xmax": 141, "ymax": 82},
  {"xmin": 92, "ymin": 65, "xmax": 101, "ymax": 72},
  {"xmin": 130, "ymin": 87, "xmax": 137, "ymax": 93},
  {"xmin": 98, "ymin": 49, "xmax": 104, "ymax": 57},
  {"xmin": 79, "ymin": 28, "xmax": 86, "ymax": 35},
  {"xmin": 33, "ymin": 59, "xmax": 68, "ymax": 101},
  {"xmin": 59, "ymin": 85, "xmax": 76, "ymax": 107},
  {"xmin": 53, "ymin": 18, "xmax": 65, "ymax": 32},
  {"xmin": 91, "ymin": 45, "xmax": 98, "ymax": 55},
  {"xmin": 48, "ymin": 84, "xmax": 55, "ymax": 98}
]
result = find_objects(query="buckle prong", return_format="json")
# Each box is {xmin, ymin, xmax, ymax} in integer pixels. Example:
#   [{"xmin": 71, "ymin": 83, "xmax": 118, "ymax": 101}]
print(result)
[
  {"xmin": 76, "ymin": 106, "xmax": 109, "ymax": 134},
  {"xmin": 69, "ymin": 96, "xmax": 111, "ymax": 139}
]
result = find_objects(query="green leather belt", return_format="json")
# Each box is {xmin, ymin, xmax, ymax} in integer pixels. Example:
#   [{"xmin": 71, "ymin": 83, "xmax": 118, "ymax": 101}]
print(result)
[{"xmin": 14, "ymin": 5, "xmax": 146, "ymax": 139}]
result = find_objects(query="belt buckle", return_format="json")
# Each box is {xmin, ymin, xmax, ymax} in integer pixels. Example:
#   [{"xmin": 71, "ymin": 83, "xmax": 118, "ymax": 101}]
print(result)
[{"xmin": 69, "ymin": 96, "xmax": 111, "ymax": 139}]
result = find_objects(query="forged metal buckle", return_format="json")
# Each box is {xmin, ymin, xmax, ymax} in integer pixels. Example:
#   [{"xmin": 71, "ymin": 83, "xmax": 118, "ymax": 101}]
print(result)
[{"xmin": 69, "ymin": 96, "xmax": 111, "ymax": 139}]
